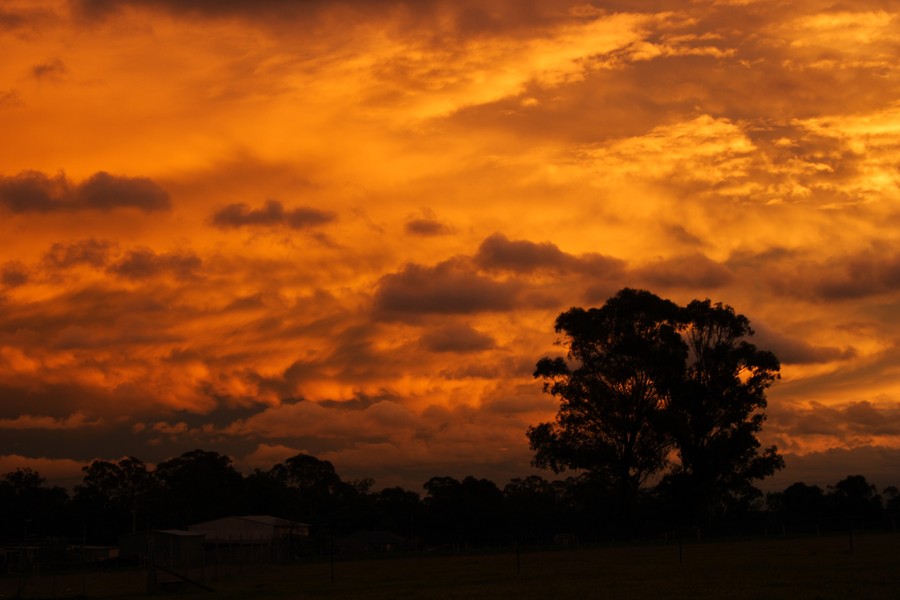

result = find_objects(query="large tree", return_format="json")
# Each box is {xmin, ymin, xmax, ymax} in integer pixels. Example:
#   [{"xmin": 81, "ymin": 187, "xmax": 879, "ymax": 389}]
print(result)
[
  {"xmin": 527, "ymin": 288, "xmax": 685, "ymax": 522},
  {"xmin": 664, "ymin": 299, "xmax": 783, "ymax": 524},
  {"xmin": 528, "ymin": 289, "xmax": 783, "ymax": 529},
  {"xmin": 154, "ymin": 449, "xmax": 245, "ymax": 526},
  {"xmin": 74, "ymin": 456, "xmax": 155, "ymax": 540}
]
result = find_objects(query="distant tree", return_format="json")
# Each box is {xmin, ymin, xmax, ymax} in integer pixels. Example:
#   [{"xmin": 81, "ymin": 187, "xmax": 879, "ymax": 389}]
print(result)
[
  {"xmin": 828, "ymin": 475, "xmax": 882, "ymax": 528},
  {"xmin": 422, "ymin": 475, "xmax": 505, "ymax": 547},
  {"xmin": 372, "ymin": 486, "xmax": 423, "ymax": 539},
  {"xmin": 422, "ymin": 476, "xmax": 464, "ymax": 546},
  {"xmin": 243, "ymin": 468, "xmax": 294, "ymax": 518},
  {"xmin": 503, "ymin": 476, "xmax": 558, "ymax": 543},
  {"xmin": 154, "ymin": 449, "xmax": 244, "ymax": 527},
  {"xmin": 883, "ymin": 486, "xmax": 899, "ymax": 530},
  {"xmin": 663, "ymin": 299, "xmax": 783, "ymax": 526},
  {"xmin": 271, "ymin": 453, "xmax": 351, "ymax": 522},
  {"xmin": 74, "ymin": 456, "xmax": 155, "ymax": 541},
  {"xmin": 0, "ymin": 468, "xmax": 70, "ymax": 539},
  {"xmin": 772, "ymin": 482, "xmax": 826, "ymax": 535},
  {"xmin": 528, "ymin": 289, "xmax": 685, "ymax": 527}
]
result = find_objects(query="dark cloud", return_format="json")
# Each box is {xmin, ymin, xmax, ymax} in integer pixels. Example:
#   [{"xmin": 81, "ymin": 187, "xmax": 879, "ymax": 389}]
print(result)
[
  {"xmin": 662, "ymin": 223, "xmax": 703, "ymax": 247},
  {"xmin": 755, "ymin": 250, "xmax": 900, "ymax": 302},
  {"xmin": 475, "ymin": 233, "xmax": 625, "ymax": 278},
  {"xmin": 31, "ymin": 59, "xmax": 67, "ymax": 81},
  {"xmin": 0, "ymin": 171, "xmax": 170, "ymax": 214},
  {"xmin": 751, "ymin": 322, "xmax": 856, "ymax": 365},
  {"xmin": 766, "ymin": 446, "xmax": 900, "ymax": 492},
  {"xmin": 405, "ymin": 217, "xmax": 453, "ymax": 236},
  {"xmin": 420, "ymin": 324, "xmax": 496, "ymax": 353},
  {"xmin": 633, "ymin": 253, "xmax": 733, "ymax": 290},
  {"xmin": 374, "ymin": 258, "xmax": 521, "ymax": 320},
  {"xmin": 74, "ymin": 0, "xmax": 577, "ymax": 37},
  {"xmin": 43, "ymin": 239, "xmax": 114, "ymax": 269},
  {"xmin": 107, "ymin": 248, "xmax": 202, "ymax": 281},
  {"xmin": 211, "ymin": 199, "xmax": 335, "ymax": 230},
  {"xmin": 0, "ymin": 5, "xmax": 54, "ymax": 31},
  {"xmin": 0, "ymin": 90, "xmax": 22, "ymax": 108},
  {"xmin": 0, "ymin": 9, "xmax": 27, "ymax": 29},
  {"xmin": 1, "ymin": 262, "xmax": 29, "ymax": 288},
  {"xmin": 772, "ymin": 400, "xmax": 900, "ymax": 440},
  {"xmin": 811, "ymin": 252, "xmax": 900, "ymax": 301},
  {"xmin": 0, "ymin": 283, "xmax": 176, "ymax": 340},
  {"xmin": 475, "ymin": 233, "xmax": 576, "ymax": 273}
]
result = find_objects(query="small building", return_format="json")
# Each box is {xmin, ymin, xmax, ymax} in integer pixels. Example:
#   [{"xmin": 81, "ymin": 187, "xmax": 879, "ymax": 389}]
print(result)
[
  {"xmin": 119, "ymin": 530, "xmax": 205, "ymax": 569},
  {"xmin": 189, "ymin": 515, "xmax": 309, "ymax": 542},
  {"xmin": 188, "ymin": 516, "xmax": 308, "ymax": 564}
]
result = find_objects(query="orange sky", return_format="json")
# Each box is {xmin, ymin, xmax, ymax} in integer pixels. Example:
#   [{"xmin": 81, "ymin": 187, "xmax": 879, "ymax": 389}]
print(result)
[{"xmin": 2, "ymin": 0, "xmax": 900, "ymax": 490}]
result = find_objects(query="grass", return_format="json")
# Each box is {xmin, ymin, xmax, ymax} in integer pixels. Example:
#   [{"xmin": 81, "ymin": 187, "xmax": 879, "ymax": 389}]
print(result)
[{"xmin": 4, "ymin": 532, "xmax": 900, "ymax": 599}]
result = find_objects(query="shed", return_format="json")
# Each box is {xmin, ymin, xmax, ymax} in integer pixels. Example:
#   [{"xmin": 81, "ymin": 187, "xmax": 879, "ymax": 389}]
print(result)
[
  {"xmin": 189, "ymin": 515, "xmax": 309, "ymax": 542},
  {"xmin": 119, "ymin": 529, "xmax": 205, "ymax": 569}
]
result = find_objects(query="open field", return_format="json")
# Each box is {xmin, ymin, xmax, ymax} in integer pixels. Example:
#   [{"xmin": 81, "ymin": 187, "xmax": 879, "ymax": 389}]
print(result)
[{"xmin": 4, "ymin": 532, "xmax": 900, "ymax": 599}]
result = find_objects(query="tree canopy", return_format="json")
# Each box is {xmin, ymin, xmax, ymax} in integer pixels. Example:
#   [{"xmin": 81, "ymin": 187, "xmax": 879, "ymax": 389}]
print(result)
[{"xmin": 528, "ymin": 288, "xmax": 783, "ymax": 527}]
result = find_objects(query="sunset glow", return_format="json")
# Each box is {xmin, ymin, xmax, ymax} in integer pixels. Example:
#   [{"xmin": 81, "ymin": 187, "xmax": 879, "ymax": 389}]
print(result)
[{"xmin": 2, "ymin": 0, "xmax": 900, "ymax": 490}]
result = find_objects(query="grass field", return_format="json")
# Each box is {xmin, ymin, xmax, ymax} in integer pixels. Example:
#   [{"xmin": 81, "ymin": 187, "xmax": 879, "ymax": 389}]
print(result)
[{"xmin": 5, "ymin": 532, "xmax": 900, "ymax": 599}]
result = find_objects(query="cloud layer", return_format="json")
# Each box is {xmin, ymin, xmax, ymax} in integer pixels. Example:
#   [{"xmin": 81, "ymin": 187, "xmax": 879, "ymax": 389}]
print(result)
[{"xmin": 0, "ymin": 0, "xmax": 899, "ymax": 490}]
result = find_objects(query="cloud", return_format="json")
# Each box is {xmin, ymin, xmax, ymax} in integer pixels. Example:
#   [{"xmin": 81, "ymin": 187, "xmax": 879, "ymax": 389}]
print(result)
[
  {"xmin": 210, "ymin": 199, "xmax": 336, "ymax": 230},
  {"xmin": 751, "ymin": 321, "xmax": 856, "ymax": 365},
  {"xmin": 475, "ymin": 233, "xmax": 578, "ymax": 273},
  {"xmin": 106, "ymin": 248, "xmax": 202, "ymax": 281},
  {"xmin": 0, "ymin": 171, "xmax": 170, "ymax": 213},
  {"xmin": 474, "ymin": 233, "xmax": 626, "ymax": 279},
  {"xmin": 239, "ymin": 442, "xmax": 305, "ymax": 471},
  {"xmin": 405, "ymin": 214, "xmax": 453, "ymax": 236},
  {"xmin": 1, "ymin": 262, "xmax": 29, "ymax": 288},
  {"xmin": 769, "ymin": 400, "xmax": 900, "ymax": 451},
  {"xmin": 0, "ymin": 411, "xmax": 102, "ymax": 430},
  {"xmin": 31, "ymin": 58, "xmax": 67, "ymax": 81},
  {"xmin": 762, "ymin": 249, "xmax": 900, "ymax": 301},
  {"xmin": 766, "ymin": 446, "xmax": 900, "ymax": 491},
  {"xmin": 0, "ymin": 455, "xmax": 87, "ymax": 485},
  {"xmin": 373, "ymin": 258, "xmax": 522, "ymax": 320},
  {"xmin": 420, "ymin": 324, "xmax": 496, "ymax": 353},
  {"xmin": 0, "ymin": 90, "xmax": 22, "ymax": 108},
  {"xmin": 229, "ymin": 398, "xmax": 419, "ymax": 442},
  {"xmin": 43, "ymin": 239, "xmax": 114, "ymax": 269},
  {"xmin": 632, "ymin": 253, "xmax": 734, "ymax": 289}
]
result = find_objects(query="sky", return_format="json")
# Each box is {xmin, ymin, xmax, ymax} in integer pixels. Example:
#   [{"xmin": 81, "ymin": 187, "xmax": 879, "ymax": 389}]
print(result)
[{"xmin": 1, "ymin": 0, "xmax": 900, "ymax": 493}]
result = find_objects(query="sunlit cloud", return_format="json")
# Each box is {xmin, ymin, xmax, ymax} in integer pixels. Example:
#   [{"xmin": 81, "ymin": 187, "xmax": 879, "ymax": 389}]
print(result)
[{"xmin": 0, "ymin": 0, "xmax": 899, "ymax": 490}]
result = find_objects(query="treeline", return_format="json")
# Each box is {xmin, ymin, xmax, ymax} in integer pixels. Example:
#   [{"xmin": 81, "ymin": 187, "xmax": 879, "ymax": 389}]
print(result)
[{"xmin": 1, "ymin": 450, "xmax": 898, "ymax": 549}]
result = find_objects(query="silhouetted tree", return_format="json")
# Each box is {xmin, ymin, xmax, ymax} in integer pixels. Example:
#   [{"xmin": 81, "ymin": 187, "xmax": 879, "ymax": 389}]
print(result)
[
  {"xmin": 243, "ymin": 468, "xmax": 295, "ymax": 518},
  {"xmin": 154, "ymin": 449, "xmax": 244, "ymax": 527},
  {"xmin": 73, "ymin": 456, "xmax": 155, "ymax": 542},
  {"xmin": 503, "ymin": 476, "xmax": 558, "ymax": 544},
  {"xmin": 663, "ymin": 299, "xmax": 783, "ymax": 526},
  {"xmin": 422, "ymin": 476, "xmax": 464, "ymax": 547},
  {"xmin": 422, "ymin": 475, "xmax": 505, "ymax": 547},
  {"xmin": 770, "ymin": 482, "xmax": 826, "ymax": 535},
  {"xmin": 828, "ymin": 475, "xmax": 882, "ymax": 529},
  {"xmin": 372, "ymin": 486, "xmax": 423, "ymax": 539},
  {"xmin": 528, "ymin": 289, "xmax": 685, "ymax": 528},
  {"xmin": 883, "ymin": 486, "xmax": 899, "ymax": 530},
  {"xmin": 271, "ymin": 453, "xmax": 349, "ymax": 522},
  {"xmin": 0, "ymin": 468, "xmax": 70, "ymax": 540}
]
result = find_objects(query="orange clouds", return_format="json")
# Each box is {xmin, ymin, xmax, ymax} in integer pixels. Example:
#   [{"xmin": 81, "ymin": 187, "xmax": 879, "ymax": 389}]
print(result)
[{"xmin": 1, "ymin": 0, "xmax": 900, "ymax": 490}]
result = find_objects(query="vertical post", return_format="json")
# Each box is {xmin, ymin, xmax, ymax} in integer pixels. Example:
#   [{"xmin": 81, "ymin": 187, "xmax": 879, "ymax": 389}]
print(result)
[
  {"xmin": 330, "ymin": 527, "xmax": 335, "ymax": 585},
  {"xmin": 515, "ymin": 528, "xmax": 521, "ymax": 575},
  {"xmin": 81, "ymin": 526, "xmax": 87, "ymax": 597},
  {"xmin": 147, "ymin": 531, "xmax": 156, "ymax": 593}
]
